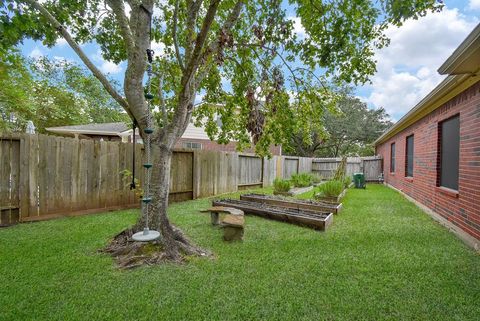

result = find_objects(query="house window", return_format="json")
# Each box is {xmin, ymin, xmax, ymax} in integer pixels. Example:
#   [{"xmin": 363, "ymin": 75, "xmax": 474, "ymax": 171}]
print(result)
[
  {"xmin": 390, "ymin": 142, "xmax": 396, "ymax": 173},
  {"xmin": 405, "ymin": 135, "xmax": 414, "ymax": 177},
  {"xmin": 439, "ymin": 115, "xmax": 459, "ymax": 190},
  {"xmin": 183, "ymin": 142, "xmax": 202, "ymax": 150}
]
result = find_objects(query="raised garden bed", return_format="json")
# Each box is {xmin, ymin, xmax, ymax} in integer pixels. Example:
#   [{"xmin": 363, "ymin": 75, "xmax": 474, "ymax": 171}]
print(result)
[
  {"xmin": 240, "ymin": 193, "xmax": 342, "ymax": 214},
  {"xmin": 212, "ymin": 198, "xmax": 333, "ymax": 231},
  {"xmin": 273, "ymin": 185, "xmax": 314, "ymax": 196},
  {"xmin": 314, "ymin": 187, "xmax": 348, "ymax": 205}
]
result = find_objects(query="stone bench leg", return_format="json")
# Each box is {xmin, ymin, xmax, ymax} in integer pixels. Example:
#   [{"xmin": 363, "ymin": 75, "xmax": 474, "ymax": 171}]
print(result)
[
  {"xmin": 211, "ymin": 212, "xmax": 220, "ymax": 225},
  {"xmin": 223, "ymin": 226, "xmax": 244, "ymax": 241}
]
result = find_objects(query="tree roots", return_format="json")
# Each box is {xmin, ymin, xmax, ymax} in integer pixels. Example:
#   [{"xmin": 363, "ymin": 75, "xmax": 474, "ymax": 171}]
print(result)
[{"xmin": 101, "ymin": 227, "xmax": 211, "ymax": 269}]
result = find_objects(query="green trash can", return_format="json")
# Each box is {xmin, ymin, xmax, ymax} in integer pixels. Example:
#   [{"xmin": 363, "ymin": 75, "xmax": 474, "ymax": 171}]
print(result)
[{"xmin": 353, "ymin": 173, "xmax": 366, "ymax": 189}]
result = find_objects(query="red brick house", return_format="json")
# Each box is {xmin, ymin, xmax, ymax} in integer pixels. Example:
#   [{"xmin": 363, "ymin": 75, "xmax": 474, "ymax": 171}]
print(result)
[{"xmin": 375, "ymin": 23, "xmax": 480, "ymax": 250}]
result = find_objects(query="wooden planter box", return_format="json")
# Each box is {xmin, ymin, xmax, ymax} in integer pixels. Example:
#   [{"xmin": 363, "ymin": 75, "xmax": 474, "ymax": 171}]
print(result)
[
  {"xmin": 212, "ymin": 199, "xmax": 333, "ymax": 231},
  {"xmin": 273, "ymin": 185, "xmax": 314, "ymax": 196},
  {"xmin": 314, "ymin": 188, "xmax": 348, "ymax": 205},
  {"xmin": 240, "ymin": 193, "xmax": 342, "ymax": 214}
]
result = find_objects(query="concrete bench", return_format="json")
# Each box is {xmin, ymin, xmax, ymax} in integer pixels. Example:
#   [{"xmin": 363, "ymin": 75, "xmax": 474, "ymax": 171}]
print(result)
[{"xmin": 201, "ymin": 206, "xmax": 245, "ymax": 241}]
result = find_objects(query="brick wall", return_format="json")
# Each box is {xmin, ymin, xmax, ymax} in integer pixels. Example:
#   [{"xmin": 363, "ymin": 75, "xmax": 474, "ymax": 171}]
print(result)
[
  {"xmin": 376, "ymin": 81, "xmax": 480, "ymax": 240},
  {"xmin": 175, "ymin": 137, "xmax": 282, "ymax": 155}
]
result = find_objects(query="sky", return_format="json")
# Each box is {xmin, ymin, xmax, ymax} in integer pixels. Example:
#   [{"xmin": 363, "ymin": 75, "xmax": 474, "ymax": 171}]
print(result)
[{"xmin": 20, "ymin": 0, "xmax": 480, "ymax": 122}]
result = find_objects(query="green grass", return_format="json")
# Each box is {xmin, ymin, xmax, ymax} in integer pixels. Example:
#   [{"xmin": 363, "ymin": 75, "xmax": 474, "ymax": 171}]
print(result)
[{"xmin": 0, "ymin": 185, "xmax": 479, "ymax": 321}]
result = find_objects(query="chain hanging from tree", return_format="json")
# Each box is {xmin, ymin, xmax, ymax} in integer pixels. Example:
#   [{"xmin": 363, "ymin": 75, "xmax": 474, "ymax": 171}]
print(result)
[{"xmin": 132, "ymin": 48, "xmax": 160, "ymax": 242}]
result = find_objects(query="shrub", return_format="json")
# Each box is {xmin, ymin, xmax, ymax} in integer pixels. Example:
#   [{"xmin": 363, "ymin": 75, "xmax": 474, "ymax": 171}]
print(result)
[
  {"xmin": 312, "ymin": 174, "xmax": 323, "ymax": 184},
  {"xmin": 273, "ymin": 178, "xmax": 291, "ymax": 193},
  {"xmin": 290, "ymin": 173, "xmax": 314, "ymax": 187},
  {"xmin": 315, "ymin": 180, "xmax": 344, "ymax": 198}
]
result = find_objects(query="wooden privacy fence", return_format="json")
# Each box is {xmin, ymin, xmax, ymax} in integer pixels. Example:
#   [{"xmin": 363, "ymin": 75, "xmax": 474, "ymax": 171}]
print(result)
[
  {"xmin": 312, "ymin": 156, "xmax": 383, "ymax": 181},
  {"xmin": 1, "ymin": 133, "xmax": 383, "ymax": 225}
]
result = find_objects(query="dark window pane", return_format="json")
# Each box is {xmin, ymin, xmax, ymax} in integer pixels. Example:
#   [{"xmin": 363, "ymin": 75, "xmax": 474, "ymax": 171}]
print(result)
[
  {"xmin": 406, "ymin": 135, "xmax": 414, "ymax": 177},
  {"xmin": 390, "ymin": 143, "xmax": 395, "ymax": 172},
  {"xmin": 440, "ymin": 116, "xmax": 459, "ymax": 190}
]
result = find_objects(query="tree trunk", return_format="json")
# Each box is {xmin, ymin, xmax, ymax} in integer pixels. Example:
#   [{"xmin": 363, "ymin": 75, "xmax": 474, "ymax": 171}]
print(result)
[
  {"xmin": 145, "ymin": 144, "xmax": 181, "ymax": 260},
  {"xmin": 129, "ymin": 137, "xmax": 208, "ymax": 262}
]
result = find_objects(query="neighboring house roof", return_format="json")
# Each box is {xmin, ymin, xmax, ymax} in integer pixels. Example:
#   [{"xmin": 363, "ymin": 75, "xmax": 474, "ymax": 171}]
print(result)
[
  {"xmin": 47, "ymin": 102, "xmax": 226, "ymax": 138},
  {"xmin": 46, "ymin": 122, "xmax": 130, "ymax": 136},
  {"xmin": 46, "ymin": 120, "xmax": 214, "ymax": 141},
  {"xmin": 375, "ymin": 23, "xmax": 480, "ymax": 146}
]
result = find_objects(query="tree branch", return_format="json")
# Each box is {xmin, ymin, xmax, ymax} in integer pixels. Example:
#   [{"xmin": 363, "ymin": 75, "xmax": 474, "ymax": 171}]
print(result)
[
  {"xmin": 201, "ymin": 0, "xmax": 244, "ymax": 60},
  {"xmin": 184, "ymin": 0, "xmax": 221, "ymax": 81},
  {"xmin": 24, "ymin": 0, "xmax": 132, "ymax": 118},
  {"xmin": 153, "ymin": 71, "xmax": 168, "ymax": 127},
  {"xmin": 185, "ymin": 0, "xmax": 204, "ymax": 62},
  {"xmin": 172, "ymin": 0, "xmax": 185, "ymax": 71},
  {"xmin": 193, "ymin": 0, "xmax": 245, "ymax": 87},
  {"xmin": 106, "ymin": 0, "xmax": 135, "ymax": 55}
]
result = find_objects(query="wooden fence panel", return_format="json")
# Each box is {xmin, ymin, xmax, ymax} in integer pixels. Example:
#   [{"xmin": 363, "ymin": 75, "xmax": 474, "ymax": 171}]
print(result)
[
  {"xmin": 312, "ymin": 157, "xmax": 382, "ymax": 180},
  {"xmin": 237, "ymin": 155, "xmax": 263, "ymax": 188},
  {"xmin": 0, "ymin": 137, "xmax": 20, "ymax": 225},
  {"xmin": 312, "ymin": 158, "xmax": 339, "ymax": 179},
  {"xmin": 1, "ymin": 133, "xmax": 384, "ymax": 223},
  {"xmin": 27, "ymin": 135, "xmax": 38, "ymax": 217},
  {"xmin": 298, "ymin": 157, "xmax": 313, "ymax": 173},
  {"xmin": 216, "ymin": 151, "xmax": 237, "ymax": 194},
  {"xmin": 283, "ymin": 157, "xmax": 299, "ymax": 179},
  {"xmin": 194, "ymin": 150, "xmax": 217, "ymax": 198},
  {"xmin": 262, "ymin": 156, "xmax": 277, "ymax": 187}
]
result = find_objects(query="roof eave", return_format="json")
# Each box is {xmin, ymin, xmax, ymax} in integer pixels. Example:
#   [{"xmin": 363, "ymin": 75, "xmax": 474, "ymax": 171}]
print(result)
[
  {"xmin": 374, "ymin": 74, "xmax": 480, "ymax": 146},
  {"xmin": 438, "ymin": 23, "xmax": 480, "ymax": 75}
]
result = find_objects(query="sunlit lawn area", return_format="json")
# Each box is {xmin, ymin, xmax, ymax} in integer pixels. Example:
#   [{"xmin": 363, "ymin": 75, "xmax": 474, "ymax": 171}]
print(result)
[{"xmin": 0, "ymin": 184, "xmax": 479, "ymax": 320}]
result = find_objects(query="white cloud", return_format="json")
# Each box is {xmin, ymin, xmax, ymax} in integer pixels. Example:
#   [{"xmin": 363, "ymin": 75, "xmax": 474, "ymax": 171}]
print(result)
[
  {"xmin": 468, "ymin": 0, "xmax": 480, "ymax": 10},
  {"xmin": 360, "ymin": 7, "xmax": 478, "ymax": 120},
  {"xmin": 55, "ymin": 37, "xmax": 67, "ymax": 46},
  {"xmin": 150, "ymin": 41, "xmax": 166, "ymax": 55},
  {"xmin": 29, "ymin": 47, "xmax": 44, "ymax": 59},
  {"xmin": 93, "ymin": 50, "xmax": 123, "ymax": 74},
  {"xmin": 288, "ymin": 17, "xmax": 306, "ymax": 38}
]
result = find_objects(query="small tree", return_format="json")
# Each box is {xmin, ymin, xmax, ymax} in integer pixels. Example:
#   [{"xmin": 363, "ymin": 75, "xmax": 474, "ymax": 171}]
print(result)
[{"xmin": 2, "ymin": 0, "xmax": 442, "ymax": 263}]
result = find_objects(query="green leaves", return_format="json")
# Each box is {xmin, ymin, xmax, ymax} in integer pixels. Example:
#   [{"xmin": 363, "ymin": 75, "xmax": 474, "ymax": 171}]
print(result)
[
  {"xmin": 0, "ymin": 52, "xmax": 128, "ymax": 133},
  {"xmin": 288, "ymin": 90, "xmax": 393, "ymax": 157},
  {"xmin": 1, "ymin": 0, "xmax": 441, "ymax": 155}
]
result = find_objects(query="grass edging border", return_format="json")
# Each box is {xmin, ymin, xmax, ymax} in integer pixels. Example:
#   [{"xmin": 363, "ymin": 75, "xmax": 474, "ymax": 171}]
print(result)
[{"xmin": 385, "ymin": 182, "xmax": 480, "ymax": 253}]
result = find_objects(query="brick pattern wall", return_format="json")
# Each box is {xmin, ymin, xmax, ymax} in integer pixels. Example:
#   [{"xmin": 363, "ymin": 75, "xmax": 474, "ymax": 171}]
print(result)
[
  {"xmin": 376, "ymin": 81, "xmax": 480, "ymax": 240},
  {"xmin": 175, "ymin": 137, "xmax": 282, "ymax": 155}
]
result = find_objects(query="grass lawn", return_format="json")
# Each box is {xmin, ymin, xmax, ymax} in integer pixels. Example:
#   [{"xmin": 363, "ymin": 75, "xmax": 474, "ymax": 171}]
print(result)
[{"xmin": 0, "ymin": 184, "xmax": 479, "ymax": 321}]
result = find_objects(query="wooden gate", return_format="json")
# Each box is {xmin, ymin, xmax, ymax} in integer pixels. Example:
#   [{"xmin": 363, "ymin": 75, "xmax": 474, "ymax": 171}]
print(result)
[
  {"xmin": 169, "ymin": 151, "xmax": 194, "ymax": 202},
  {"xmin": 0, "ymin": 137, "xmax": 20, "ymax": 225},
  {"xmin": 363, "ymin": 157, "xmax": 383, "ymax": 181}
]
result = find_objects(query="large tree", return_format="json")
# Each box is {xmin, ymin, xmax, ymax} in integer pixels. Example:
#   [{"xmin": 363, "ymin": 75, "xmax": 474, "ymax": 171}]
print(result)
[
  {"xmin": 290, "ymin": 94, "xmax": 393, "ymax": 157},
  {"xmin": 0, "ymin": 51, "xmax": 128, "ymax": 132},
  {"xmin": 1, "ymin": 0, "xmax": 442, "ymax": 263}
]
